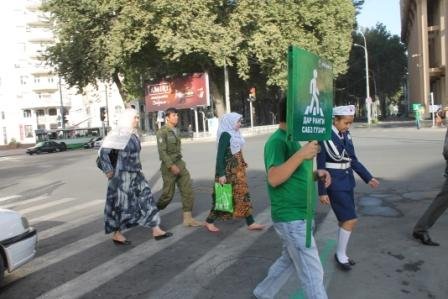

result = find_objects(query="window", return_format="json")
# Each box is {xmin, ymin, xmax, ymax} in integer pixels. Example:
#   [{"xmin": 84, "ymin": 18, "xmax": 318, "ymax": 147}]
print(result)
[
  {"xmin": 23, "ymin": 109, "xmax": 32, "ymax": 118},
  {"xmin": 49, "ymin": 108, "xmax": 57, "ymax": 116},
  {"xmin": 37, "ymin": 124, "xmax": 46, "ymax": 130},
  {"xmin": 36, "ymin": 110, "xmax": 44, "ymax": 116},
  {"xmin": 48, "ymin": 77, "xmax": 54, "ymax": 83},
  {"xmin": 20, "ymin": 76, "xmax": 27, "ymax": 85},
  {"xmin": 24, "ymin": 125, "xmax": 33, "ymax": 138},
  {"xmin": 34, "ymin": 77, "xmax": 40, "ymax": 83},
  {"xmin": 50, "ymin": 123, "xmax": 58, "ymax": 130},
  {"xmin": 1, "ymin": 111, "xmax": 4, "ymax": 120}
]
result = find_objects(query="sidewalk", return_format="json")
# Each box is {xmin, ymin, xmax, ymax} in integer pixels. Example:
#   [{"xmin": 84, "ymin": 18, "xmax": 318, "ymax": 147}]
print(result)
[{"xmin": 0, "ymin": 120, "xmax": 441, "ymax": 157}]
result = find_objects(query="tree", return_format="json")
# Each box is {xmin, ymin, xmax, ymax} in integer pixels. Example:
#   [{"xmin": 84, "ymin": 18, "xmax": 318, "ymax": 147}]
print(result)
[
  {"xmin": 335, "ymin": 24, "xmax": 407, "ymax": 118},
  {"xmin": 44, "ymin": 0, "xmax": 357, "ymax": 118}
]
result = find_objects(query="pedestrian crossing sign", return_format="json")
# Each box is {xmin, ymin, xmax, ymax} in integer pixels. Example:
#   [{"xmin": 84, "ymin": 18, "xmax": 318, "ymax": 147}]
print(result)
[{"xmin": 287, "ymin": 46, "xmax": 333, "ymax": 141}]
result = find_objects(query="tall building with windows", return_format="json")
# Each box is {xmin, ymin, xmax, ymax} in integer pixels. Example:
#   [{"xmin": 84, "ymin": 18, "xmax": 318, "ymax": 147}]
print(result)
[
  {"xmin": 401, "ymin": 0, "xmax": 448, "ymax": 113},
  {"xmin": 0, "ymin": 0, "xmax": 123, "ymax": 146}
]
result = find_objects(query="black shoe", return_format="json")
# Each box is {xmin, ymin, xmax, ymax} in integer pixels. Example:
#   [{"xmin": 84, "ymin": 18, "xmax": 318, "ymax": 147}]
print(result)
[
  {"xmin": 113, "ymin": 239, "xmax": 132, "ymax": 245},
  {"xmin": 334, "ymin": 254, "xmax": 352, "ymax": 271},
  {"xmin": 412, "ymin": 231, "xmax": 440, "ymax": 246},
  {"xmin": 154, "ymin": 232, "xmax": 173, "ymax": 241}
]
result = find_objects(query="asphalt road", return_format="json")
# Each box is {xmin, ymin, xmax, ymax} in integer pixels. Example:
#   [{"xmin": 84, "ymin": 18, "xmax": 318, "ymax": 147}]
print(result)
[{"xmin": 0, "ymin": 126, "xmax": 447, "ymax": 299}]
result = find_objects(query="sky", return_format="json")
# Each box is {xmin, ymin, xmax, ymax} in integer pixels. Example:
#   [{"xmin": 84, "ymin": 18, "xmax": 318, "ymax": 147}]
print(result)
[{"xmin": 357, "ymin": 0, "xmax": 401, "ymax": 36}]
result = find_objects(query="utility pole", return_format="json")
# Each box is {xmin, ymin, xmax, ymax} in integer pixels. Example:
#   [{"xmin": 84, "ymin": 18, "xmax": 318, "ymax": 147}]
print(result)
[
  {"xmin": 224, "ymin": 62, "xmax": 231, "ymax": 113},
  {"xmin": 58, "ymin": 76, "xmax": 65, "ymax": 130},
  {"xmin": 354, "ymin": 30, "xmax": 371, "ymax": 125},
  {"xmin": 104, "ymin": 83, "xmax": 110, "ymax": 128}
]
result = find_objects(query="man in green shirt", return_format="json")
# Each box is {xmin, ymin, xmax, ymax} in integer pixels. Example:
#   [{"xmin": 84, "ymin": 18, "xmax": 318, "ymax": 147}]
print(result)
[
  {"xmin": 156, "ymin": 107, "xmax": 202, "ymax": 227},
  {"xmin": 253, "ymin": 98, "xmax": 331, "ymax": 299}
]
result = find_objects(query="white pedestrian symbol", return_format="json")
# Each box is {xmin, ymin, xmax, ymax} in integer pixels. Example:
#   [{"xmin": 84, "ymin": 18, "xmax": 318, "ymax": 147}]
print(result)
[{"xmin": 305, "ymin": 69, "xmax": 324, "ymax": 117}]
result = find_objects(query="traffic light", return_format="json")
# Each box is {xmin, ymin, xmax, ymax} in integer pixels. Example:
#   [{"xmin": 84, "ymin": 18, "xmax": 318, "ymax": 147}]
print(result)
[
  {"xmin": 100, "ymin": 107, "xmax": 106, "ymax": 121},
  {"xmin": 248, "ymin": 87, "xmax": 256, "ymax": 102}
]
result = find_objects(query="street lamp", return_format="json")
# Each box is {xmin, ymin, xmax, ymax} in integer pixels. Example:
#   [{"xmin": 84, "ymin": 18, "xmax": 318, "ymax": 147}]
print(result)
[{"xmin": 354, "ymin": 30, "xmax": 371, "ymax": 125}]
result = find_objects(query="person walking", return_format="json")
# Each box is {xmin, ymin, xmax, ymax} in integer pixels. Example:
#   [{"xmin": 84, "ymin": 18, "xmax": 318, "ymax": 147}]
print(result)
[
  {"xmin": 253, "ymin": 98, "xmax": 331, "ymax": 299},
  {"xmin": 99, "ymin": 109, "xmax": 172, "ymax": 245},
  {"xmin": 317, "ymin": 105, "xmax": 379, "ymax": 271},
  {"xmin": 204, "ymin": 112, "xmax": 265, "ymax": 233},
  {"xmin": 413, "ymin": 108, "xmax": 448, "ymax": 246},
  {"xmin": 156, "ymin": 107, "xmax": 203, "ymax": 227}
]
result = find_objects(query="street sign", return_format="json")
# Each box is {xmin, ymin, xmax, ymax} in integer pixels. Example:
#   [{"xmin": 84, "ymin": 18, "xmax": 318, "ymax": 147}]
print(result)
[
  {"xmin": 287, "ymin": 46, "xmax": 333, "ymax": 141},
  {"xmin": 287, "ymin": 46, "xmax": 334, "ymax": 248}
]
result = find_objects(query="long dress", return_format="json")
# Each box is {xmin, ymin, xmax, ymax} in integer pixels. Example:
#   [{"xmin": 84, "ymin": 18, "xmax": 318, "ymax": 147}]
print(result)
[
  {"xmin": 100, "ymin": 134, "xmax": 160, "ymax": 234},
  {"xmin": 207, "ymin": 132, "xmax": 253, "ymax": 222}
]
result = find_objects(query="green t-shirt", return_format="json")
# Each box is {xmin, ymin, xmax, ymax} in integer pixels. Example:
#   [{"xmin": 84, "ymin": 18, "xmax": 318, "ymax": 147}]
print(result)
[{"xmin": 264, "ymin": 128, "xmax": 315, "ymax": 222}]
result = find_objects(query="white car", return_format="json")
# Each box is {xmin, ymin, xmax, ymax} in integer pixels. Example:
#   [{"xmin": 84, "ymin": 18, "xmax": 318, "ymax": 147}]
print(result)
[{"xmin": 0, "ymin": 208, "xmax": 37, "ymax": 286}]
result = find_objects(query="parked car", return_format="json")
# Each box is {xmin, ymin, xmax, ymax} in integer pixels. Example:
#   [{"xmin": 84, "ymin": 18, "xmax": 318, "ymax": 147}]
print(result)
[
  {"xmin": 26, "ymin": 141, "xmax": 67, "ymax": 155},
  {"xmin": 0, "ymin": 208, "xmax": 37, "ymax": 286},
  {"xmin": 83, "ymin": 137, "xmax": 103, "ymax": 149},
  {"xmin": 93, "ymin": 139, "xmax": 103, "ymax": 148}
]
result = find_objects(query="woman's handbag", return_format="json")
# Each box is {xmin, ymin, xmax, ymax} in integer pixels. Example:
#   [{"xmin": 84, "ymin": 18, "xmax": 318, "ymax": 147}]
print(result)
[{"xmin": 214, "ymin": 183, "xmax": 234, "ymax": 213}]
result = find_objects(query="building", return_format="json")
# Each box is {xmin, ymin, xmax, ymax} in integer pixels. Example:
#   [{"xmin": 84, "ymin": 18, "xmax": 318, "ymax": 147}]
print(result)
[
  {"xmin": 401, "ymin": 0, "xmax": 448, "ymax": 114},
  {"xmin": 0, "ymin": 0, "xmax": 123, "ymax": 147}
]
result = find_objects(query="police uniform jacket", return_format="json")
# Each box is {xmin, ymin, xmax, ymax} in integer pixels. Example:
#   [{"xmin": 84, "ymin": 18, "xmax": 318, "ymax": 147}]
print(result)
[
  {"xmin": 156, "ymin": 125, "xmax": 182, "ymax": 169},
  {"xmin": 317, "ymin": 127, "xmax": 373, "ymax": 195}
]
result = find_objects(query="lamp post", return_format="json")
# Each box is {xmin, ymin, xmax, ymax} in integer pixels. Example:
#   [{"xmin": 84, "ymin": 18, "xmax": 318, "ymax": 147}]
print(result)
[{"xmin": 354, "ymin": 30, "xmax": 371, "ymax": 125}]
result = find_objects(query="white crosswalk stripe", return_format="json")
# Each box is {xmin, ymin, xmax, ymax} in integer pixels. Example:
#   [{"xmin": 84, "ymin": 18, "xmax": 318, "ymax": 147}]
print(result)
[
  {"xmin": 36, "ymin": 209, "xmax": 211, "ymax": 299},
  {"xmin": 0, "ymin": 194, "xmax": 22, "ymax": 203},
  {"xmin": 148, "ymin": 209, "xmax": 272, "ymax": 299},
  {"xmin": 1, "ymin": 195, "xmax": 48, "ymax": 209},
  {"xmin": 17, "ymin": 197, "xmax": 77, "ymax": 215},
  {"xmin": 29, "ymin": 199, "xmax": 104, "ymax": 224}
]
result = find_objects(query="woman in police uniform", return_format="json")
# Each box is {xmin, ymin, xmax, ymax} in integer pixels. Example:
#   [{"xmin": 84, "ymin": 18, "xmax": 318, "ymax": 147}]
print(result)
[{"xmin": 317, "ymin": 105, "xmax": 379, "ymax": 271}]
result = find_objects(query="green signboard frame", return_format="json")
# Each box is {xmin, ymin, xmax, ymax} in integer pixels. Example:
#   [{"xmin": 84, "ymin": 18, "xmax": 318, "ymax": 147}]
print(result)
[{"xmin": 287, "ymin": 46, "xmax": 334, "ymax": 247}]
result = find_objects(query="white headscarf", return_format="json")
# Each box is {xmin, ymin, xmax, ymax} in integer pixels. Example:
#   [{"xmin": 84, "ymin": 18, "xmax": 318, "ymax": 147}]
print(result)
[
  {"xmin": 101, "ymin": 109, "xmax": 138, "ymax": 150},
  {"xmin": 217, "ymin": 112, "xmax": 245, "ymax": 155}
]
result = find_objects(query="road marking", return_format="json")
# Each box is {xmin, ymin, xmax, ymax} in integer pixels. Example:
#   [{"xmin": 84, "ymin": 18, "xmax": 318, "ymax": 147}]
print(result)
[
  {"xmin": 17, "ymin": 197, "xmax": 77, "ymax": 215},
  {"xmin": 0, "ymin": 195, "xmax": 22, "ymax": 203},
  {"xmin": 1, "ymin": 195, "xmax": 48, "ymax": 209},
  {"xmin": 37, "ymin": 209, "xmax": 211, "ymax": 299},
  {"xmin": 147, "ymin": 209, "xmax": 272, "ymax": 299},
  {"xmin": 7, "ymin": 202, "xmax": 183, "ymax": 286},
  {"xmin": 29, "ymin": 200, "xmax": 104, "ymax": 223}
]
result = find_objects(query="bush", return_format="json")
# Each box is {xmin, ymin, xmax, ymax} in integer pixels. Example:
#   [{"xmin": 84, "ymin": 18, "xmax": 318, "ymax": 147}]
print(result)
[{"xmin": 8, "ymin": 138, "xmax": 21, "ymax": 149}]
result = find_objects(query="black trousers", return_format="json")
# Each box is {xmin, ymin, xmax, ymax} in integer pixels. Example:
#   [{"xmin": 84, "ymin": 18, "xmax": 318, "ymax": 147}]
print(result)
[{"xmin": 414, "ymin": 177, "xmax": 448, "ymax": 233}]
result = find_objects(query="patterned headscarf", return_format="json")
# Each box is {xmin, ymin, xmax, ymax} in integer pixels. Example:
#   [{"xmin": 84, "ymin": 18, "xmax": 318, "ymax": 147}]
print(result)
[
  {"xmin": 101, "ymin": 109, "xmax": 138, "ymax": 150},
  {"xmin": 217, "ymin": 112, "xmax": 245, "ymax": 155}
]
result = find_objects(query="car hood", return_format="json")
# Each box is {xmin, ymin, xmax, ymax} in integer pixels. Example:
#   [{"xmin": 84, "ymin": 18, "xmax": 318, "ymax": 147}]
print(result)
[{"xmin": 0, "ymin": 208, "xmax": 27, "ymax": 241}]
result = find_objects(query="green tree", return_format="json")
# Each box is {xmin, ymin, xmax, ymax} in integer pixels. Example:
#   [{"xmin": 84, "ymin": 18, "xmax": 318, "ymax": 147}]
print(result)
[
  {"xmin": 335, "ymin": 23, "xmax": 407, "ymax": 118},
  {"xmin": 44, "ymin": 0, "xmax": 356, "ymax": 118}
]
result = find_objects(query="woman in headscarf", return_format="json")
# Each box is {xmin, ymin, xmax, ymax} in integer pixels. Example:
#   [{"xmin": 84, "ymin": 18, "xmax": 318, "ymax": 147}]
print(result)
[
  {"xmin": 99, "ymin": 108, "xmax": 172, "ymax": 244},
  {"xmin": 205, "ymin": 112, "xmax": 265, "ymax": 232}
]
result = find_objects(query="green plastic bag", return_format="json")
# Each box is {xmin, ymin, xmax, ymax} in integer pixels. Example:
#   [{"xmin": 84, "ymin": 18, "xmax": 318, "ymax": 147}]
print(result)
[{"xmin": 214, "ymin": 183, "xmax": 234, "ymax": 213}]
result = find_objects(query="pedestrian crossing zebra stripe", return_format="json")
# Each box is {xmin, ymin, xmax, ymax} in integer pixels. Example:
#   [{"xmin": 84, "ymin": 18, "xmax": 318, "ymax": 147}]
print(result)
[
  {"xmin": 7, "ymin": 202, "xmax": 183, "ymax": 285},
  {"xmin": 29, "ymin": 199, "xmax": 104, "ymax": 224},
  {"xmin": 36, "ymin": 209, "xmax": 212, "ymax": 299},
  {"xmin": 18, "ymin": 197, "xmax": 77, "ymax": 215},
  {"xmin": 148, "ymin": 209, "xmax": 272, "ymax": 299},
  {"xmin": 0, "ymin": 194, "xmax": 21, "ymax": 203},
  {"xmin": 1, "ymin": 195, "xmax": 48, "ymax": 209}
]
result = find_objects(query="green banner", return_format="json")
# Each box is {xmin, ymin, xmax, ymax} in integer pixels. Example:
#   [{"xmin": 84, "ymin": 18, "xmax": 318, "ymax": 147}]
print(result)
[
  {"xmin": 287, "ymin": 46, "xmax": 333, "ymax": 141},
  {"xmin": 287, "ymin": 46, "xmax": 333, "ymax": 248}
]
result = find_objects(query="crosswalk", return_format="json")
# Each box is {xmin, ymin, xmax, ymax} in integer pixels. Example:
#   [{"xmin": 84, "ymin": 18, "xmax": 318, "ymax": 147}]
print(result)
[{"xmin": 0, "ymin": 181, "xmax": 284, "ymax": 299}]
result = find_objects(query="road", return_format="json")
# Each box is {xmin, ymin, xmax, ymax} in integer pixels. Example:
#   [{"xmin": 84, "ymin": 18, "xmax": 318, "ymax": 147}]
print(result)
[{"xmin": 0, "ymin": 126, "xmax": 447, "ymax": 299}]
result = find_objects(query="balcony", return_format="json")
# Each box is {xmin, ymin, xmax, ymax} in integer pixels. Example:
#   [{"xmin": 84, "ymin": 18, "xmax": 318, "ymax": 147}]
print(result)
[
  {"xmin": 28, "ymin": 28, "xmax": 54, "ymax": 43},
  {"xmin": 32, "ymin": 81, "xmax": 58, "ymax": 92},
  {"xmin": 20, "ymin": 96, "xmax": 71, "ymax": 110}
]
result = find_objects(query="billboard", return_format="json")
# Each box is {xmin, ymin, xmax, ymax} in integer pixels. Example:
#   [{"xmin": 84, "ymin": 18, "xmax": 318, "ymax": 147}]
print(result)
[{"xmin": 145, "ymin": 73, "xmax": 210, "ymax": 112}]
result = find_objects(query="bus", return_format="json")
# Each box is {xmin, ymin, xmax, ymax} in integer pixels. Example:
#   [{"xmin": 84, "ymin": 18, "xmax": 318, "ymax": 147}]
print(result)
[{"xmin": 34, "ymin": 127, "xmax": 103, "ymax": 149}]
